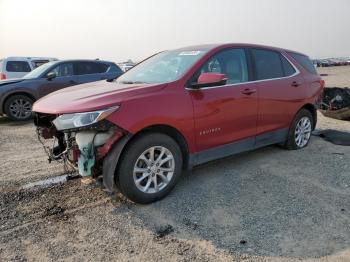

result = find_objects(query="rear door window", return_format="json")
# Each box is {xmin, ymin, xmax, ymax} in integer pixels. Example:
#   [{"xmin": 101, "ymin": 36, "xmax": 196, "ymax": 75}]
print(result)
[
  {"xmin": 288, "ymin": 52, "xmax": 318, "ymax": 75},
  {"xmin": 74, "ymin": 62, "xmax": 106, "ymax": 75},
  {"xmin": 251, "ymin": 49, "xmax": 284, "ymax": 80},
  {"xmin": 280, "ymin": 55, "xmax": 296, "ymax": 76},
  {"xmin": 6, "ymin": 61, "xmax": 31, "ymax": 72}
]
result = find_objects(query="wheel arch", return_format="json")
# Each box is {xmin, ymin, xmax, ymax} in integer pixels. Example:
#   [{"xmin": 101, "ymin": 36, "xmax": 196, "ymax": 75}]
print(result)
[
  {"xmin": 129, "ymin": 124, "xmax": 190, "ymax": 169},
  {"xmin": 299, "ymin": 103, "xmax": 317, "ymax": 130},
  {"xmin": 2, "ymin": 92, "xmax": 36, "ymax": 113},
  {"xmin": 102, "ymin": 124, "xmax": 191, "ymax": 193}
]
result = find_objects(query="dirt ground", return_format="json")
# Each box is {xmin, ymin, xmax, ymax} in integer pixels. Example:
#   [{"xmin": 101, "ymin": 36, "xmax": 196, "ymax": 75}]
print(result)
[
  {"xmin": 0, "ymin": 66, "xmax": 350, "ymax": 262},
  {"xmin": 318, "ymin": 66, "xmax": 350, "ymax": 88}
]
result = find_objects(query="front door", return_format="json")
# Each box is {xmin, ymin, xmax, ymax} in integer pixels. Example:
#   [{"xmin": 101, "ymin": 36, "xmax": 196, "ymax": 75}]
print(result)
[
  {"xmin": 38, "ymin": 62, "xmax": 78, "ymax": 98},
  {"xmin": 188, "ymin": 48, "xmax": 258, "ymax": 152}
]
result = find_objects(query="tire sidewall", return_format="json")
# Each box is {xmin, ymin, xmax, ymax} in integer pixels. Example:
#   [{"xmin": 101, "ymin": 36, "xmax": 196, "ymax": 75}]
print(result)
[
  {"xmin": 4, "ymin": 95, "xmax": 33, "ymax": 121},
  {"xmin": 117, "ymin": 133, "xmax": 183, "ymax": 204}
]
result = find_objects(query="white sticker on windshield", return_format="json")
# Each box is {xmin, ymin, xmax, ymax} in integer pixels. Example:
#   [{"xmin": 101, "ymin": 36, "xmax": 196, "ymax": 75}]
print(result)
[{"xmin": 179, "ymin": 51, "xmax": 202, "ymax": 56}]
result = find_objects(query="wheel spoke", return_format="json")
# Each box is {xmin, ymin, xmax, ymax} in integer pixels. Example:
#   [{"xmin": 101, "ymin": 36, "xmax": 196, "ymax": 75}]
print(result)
[
  {"xmin": 136, "ymin": 173, "xmax": 150, "ymax": 184},
  {"xmin": 153, "ymin": 177, "xmax": 159, "ymax": 192},
  {"xmin": 155, "ymin": 147, "xmax": 166, "ymax": 163},
  {"xmin": 139, "ymin": 154, "xmax": 151, "ymax": 166},
  {"xmin": 159, "ymin": 167, "xmax": 174, "ymax": 172},
  {"xmin": 134, "ymin": 167, "xmax": 148, "ymax": 173},
  {"xmin": 143, "ymin": 177, "xmax": 152, "ymax": 192},
  {"xmin": 149, "ymin": 147, "xmax": 155, "ymax": 162},
  {"xmin": 158, "ymin": 172, "xmax": 169, "ymax": 183},
  {"xmin": 159, "ymin": 156, "xmax": 172, "ymax": 166}
]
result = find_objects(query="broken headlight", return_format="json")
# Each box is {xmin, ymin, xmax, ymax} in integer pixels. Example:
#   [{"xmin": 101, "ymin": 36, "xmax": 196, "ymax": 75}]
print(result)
[{"xmin": 53, "ymin": 107, "xmax": 119, "ymax": 131}]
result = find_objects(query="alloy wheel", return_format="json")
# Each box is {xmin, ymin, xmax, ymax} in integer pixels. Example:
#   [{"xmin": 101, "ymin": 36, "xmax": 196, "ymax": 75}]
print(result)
[
  {"xmin": 133, "ymin": 146, "xmax": 175, "ymax": 194},
  {"xmin": 294, "ymin": 116, "xmax": 312, "ymax": 148},
  {"xmin": 9, "ymin": 98, "xmax": 32, "ymax": 120}
]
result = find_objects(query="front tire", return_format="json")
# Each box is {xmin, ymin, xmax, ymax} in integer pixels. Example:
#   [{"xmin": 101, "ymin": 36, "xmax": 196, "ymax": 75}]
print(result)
[
  {"xmin": 4, "ymin": 95, "xmax": 34, "ymax": 121},
  {"xmin": 284, "ymin": 109, "xmax": 313, "ymax": 150},
  {"xmin": 117, "ymin": 133, "xmax": 183, "ymax": 204}
]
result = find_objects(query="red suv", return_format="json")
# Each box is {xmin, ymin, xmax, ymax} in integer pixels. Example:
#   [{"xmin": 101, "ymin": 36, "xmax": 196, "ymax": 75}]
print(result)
[{"xmin": 33, "ymin": 44, "xmax": 324, "ymax": 204}]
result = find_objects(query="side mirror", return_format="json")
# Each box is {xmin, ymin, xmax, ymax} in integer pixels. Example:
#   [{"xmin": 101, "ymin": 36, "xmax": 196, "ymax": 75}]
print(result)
[
  {"xmin": 191, "ymin": 73, "xmax": 227, "ymax": 88},
  {"xmin": 46, "ymin": 72, "xmax": 57, "ymax": 81}
]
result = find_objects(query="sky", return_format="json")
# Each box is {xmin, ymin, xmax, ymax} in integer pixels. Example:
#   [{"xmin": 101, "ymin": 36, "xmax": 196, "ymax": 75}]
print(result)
[{"xmin": 0, "ymin": 0, "xmax": 349, "ymax": 62}]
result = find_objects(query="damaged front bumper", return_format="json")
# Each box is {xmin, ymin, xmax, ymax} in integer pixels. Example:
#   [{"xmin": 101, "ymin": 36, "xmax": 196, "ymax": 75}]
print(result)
[{"xmin": 34, "ymin": 113, "xmax": 128, "ymax": 183}]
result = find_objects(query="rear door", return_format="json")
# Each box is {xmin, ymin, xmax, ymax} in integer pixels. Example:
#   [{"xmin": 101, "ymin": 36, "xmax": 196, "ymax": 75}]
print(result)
[
  {"xmin": 250, "ymin": 48, "xmax": 306, "ymax": 146},
  {"xmin": 189, "ymin": 48, "xmax": 258, "ymax": 152},
  {"xmin": 74, "ymin": 62, "xmax": 110, "ymax": 84},
  {"xmin": 37, "ymin": 62, "xmax": 78, "ymax": 97}
]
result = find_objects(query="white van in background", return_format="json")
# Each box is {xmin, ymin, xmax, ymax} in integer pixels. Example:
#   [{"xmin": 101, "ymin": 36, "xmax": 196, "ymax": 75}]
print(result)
[{"xmin": 0, "ymin": 57, "xmax": 58, "ymax": 80}]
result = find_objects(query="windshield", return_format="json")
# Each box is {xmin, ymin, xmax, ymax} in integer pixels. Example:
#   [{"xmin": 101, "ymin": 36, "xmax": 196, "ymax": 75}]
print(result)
[
  {"xmin": 117, "ymin": 50, "xmax": 207, "ymax": 84},
  {"xmin": 23, "ymin": 61, "xmax": 57, "ymax": 79}
]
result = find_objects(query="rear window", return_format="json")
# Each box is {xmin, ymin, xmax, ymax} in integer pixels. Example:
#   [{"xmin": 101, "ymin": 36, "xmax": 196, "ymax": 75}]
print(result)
[
  {"xmin": 96, "ymin": 63, "xmax": 109, "ymax": 73},
  {"xmin": 75, "ymin": 62, "xmax": 108, "ymax": 75},
  {"xmin": 251, "ymin": 49, "xmax": 284, "ymax": 80},
  {"xmin": 6, "ymin": 61, "xmax": 31, "ymax": 72},
  {"xmin": 288, "ymin": 52, "xmax": 318, "ymax": 75},
  {"xmin": 281, "ymin": 55, "xmax": 296, "ymax": 76}
]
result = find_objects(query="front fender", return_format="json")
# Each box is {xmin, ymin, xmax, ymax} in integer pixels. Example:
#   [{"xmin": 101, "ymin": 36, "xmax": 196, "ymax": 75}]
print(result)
[{"xmin": 102, "ymin": 134, "xmax": 132, "ymax": 192}]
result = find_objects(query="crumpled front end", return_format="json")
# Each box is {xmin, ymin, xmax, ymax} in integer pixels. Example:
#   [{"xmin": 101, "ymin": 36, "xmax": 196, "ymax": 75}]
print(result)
[{"xmin": 34, "ymin": 112, "xmax": 127, "ymax": 179}]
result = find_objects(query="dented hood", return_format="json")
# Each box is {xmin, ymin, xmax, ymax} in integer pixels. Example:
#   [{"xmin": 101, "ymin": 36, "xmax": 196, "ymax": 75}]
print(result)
[{"xmin": 32, "ymin": 80, "xmax": 166, "ymax": 114}]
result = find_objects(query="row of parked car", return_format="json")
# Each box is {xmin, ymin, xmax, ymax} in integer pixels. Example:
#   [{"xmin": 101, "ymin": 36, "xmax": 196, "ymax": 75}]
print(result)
[
  {"xmin": 0, "ymin": 57, "xmax": 125, "ymax": 120},
  {"xmin": 313, "ymin": 57, "xmax": 350, "ymax": 67}
]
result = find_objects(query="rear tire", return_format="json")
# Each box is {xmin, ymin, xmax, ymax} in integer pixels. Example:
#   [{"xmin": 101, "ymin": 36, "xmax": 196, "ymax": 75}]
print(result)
[
  {"xmin": 284, "ymin": 109, "xmax": 313, "ymax": 150},
  {"xmin": 4, "ymin": 95, "xmax": 34, "ymax": 121},
  {"xmin": 117, "ymin": 133, "xmax": 183, "ymax": 204}
]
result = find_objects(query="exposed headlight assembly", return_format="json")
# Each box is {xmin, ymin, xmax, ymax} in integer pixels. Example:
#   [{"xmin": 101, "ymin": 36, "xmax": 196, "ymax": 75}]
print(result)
[{"xmin": 53, "ymin": 106, "xmax": 119, "ymax": 131}]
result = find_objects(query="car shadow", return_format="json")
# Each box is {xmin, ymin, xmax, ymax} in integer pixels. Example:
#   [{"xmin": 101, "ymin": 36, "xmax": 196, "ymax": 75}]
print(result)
[
  {"xmin": 127, "ymin": 139, "xmax": 350, "ymax": 259},
  {"xmin": 0, "ymin": 116, "xmax": 32, "ymax": 126}
]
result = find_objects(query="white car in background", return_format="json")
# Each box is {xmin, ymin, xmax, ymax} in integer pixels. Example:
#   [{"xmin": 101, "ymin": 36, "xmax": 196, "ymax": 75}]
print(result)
[
  {"xmin": 0, "ymin": 57, "xmax": 57, "ymax": 80},
  {"xmin": 117, "ymin": 60, "xmax": 136, "ymax": 72}
]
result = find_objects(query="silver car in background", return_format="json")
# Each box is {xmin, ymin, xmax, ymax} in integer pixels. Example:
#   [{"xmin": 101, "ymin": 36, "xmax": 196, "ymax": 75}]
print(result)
[{"xmin": 0, "ymin": 57, "xmax": 57, "ymax": 80}]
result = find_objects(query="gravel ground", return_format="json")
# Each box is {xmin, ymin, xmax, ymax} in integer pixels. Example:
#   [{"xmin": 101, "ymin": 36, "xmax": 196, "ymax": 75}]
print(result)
[{"xmin": 0, "ymin": 67, "xmax": 350, "ymax": 261}]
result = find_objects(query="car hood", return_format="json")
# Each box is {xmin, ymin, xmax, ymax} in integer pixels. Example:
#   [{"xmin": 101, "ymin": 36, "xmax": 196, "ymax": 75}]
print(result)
[
  {"xmin": 32, "ymin": 80, "xmax": 167, "ymax": 114},
  {"xmin": 0, "ymin": 78, "xmax": 25, "ymax": 86}
]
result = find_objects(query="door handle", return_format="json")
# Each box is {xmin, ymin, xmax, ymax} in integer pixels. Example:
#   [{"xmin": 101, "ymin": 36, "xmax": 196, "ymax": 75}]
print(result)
[
  {"xmin": 291, "ymin": 81, "xmax": 301, "ymax": 87},
  {"xmin": 241, "ymin": 88, "xmax": 256, "ymax": 95},
  {"xmin": 69, "ymin": 80, "xmax": 76, "ymax": 84}
]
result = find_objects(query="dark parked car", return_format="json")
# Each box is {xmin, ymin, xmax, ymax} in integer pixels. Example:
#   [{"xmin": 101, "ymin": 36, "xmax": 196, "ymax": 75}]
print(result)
[
  {"xmin": 316, "ymin": 59, "xmax": 330, "ymax": 67},
  {"xmin": 0, "ymin": 60, "xmax": 123, "ymax": 121}
]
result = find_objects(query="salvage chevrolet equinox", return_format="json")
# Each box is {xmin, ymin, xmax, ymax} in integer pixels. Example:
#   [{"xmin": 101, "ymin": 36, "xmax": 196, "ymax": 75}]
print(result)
[{"xmin": 33, "ymin": 44, "xmax": 324, "ymax": 204}]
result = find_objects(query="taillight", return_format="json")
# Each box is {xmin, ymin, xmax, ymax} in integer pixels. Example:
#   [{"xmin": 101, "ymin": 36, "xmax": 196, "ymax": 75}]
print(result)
[
  {"xmin": 0, "ymin": 73, "xmax": 6, "ymax": 80},
  {"xmin": 320, "ymin": 79, "xmax": 325, "ymax": 89}
]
